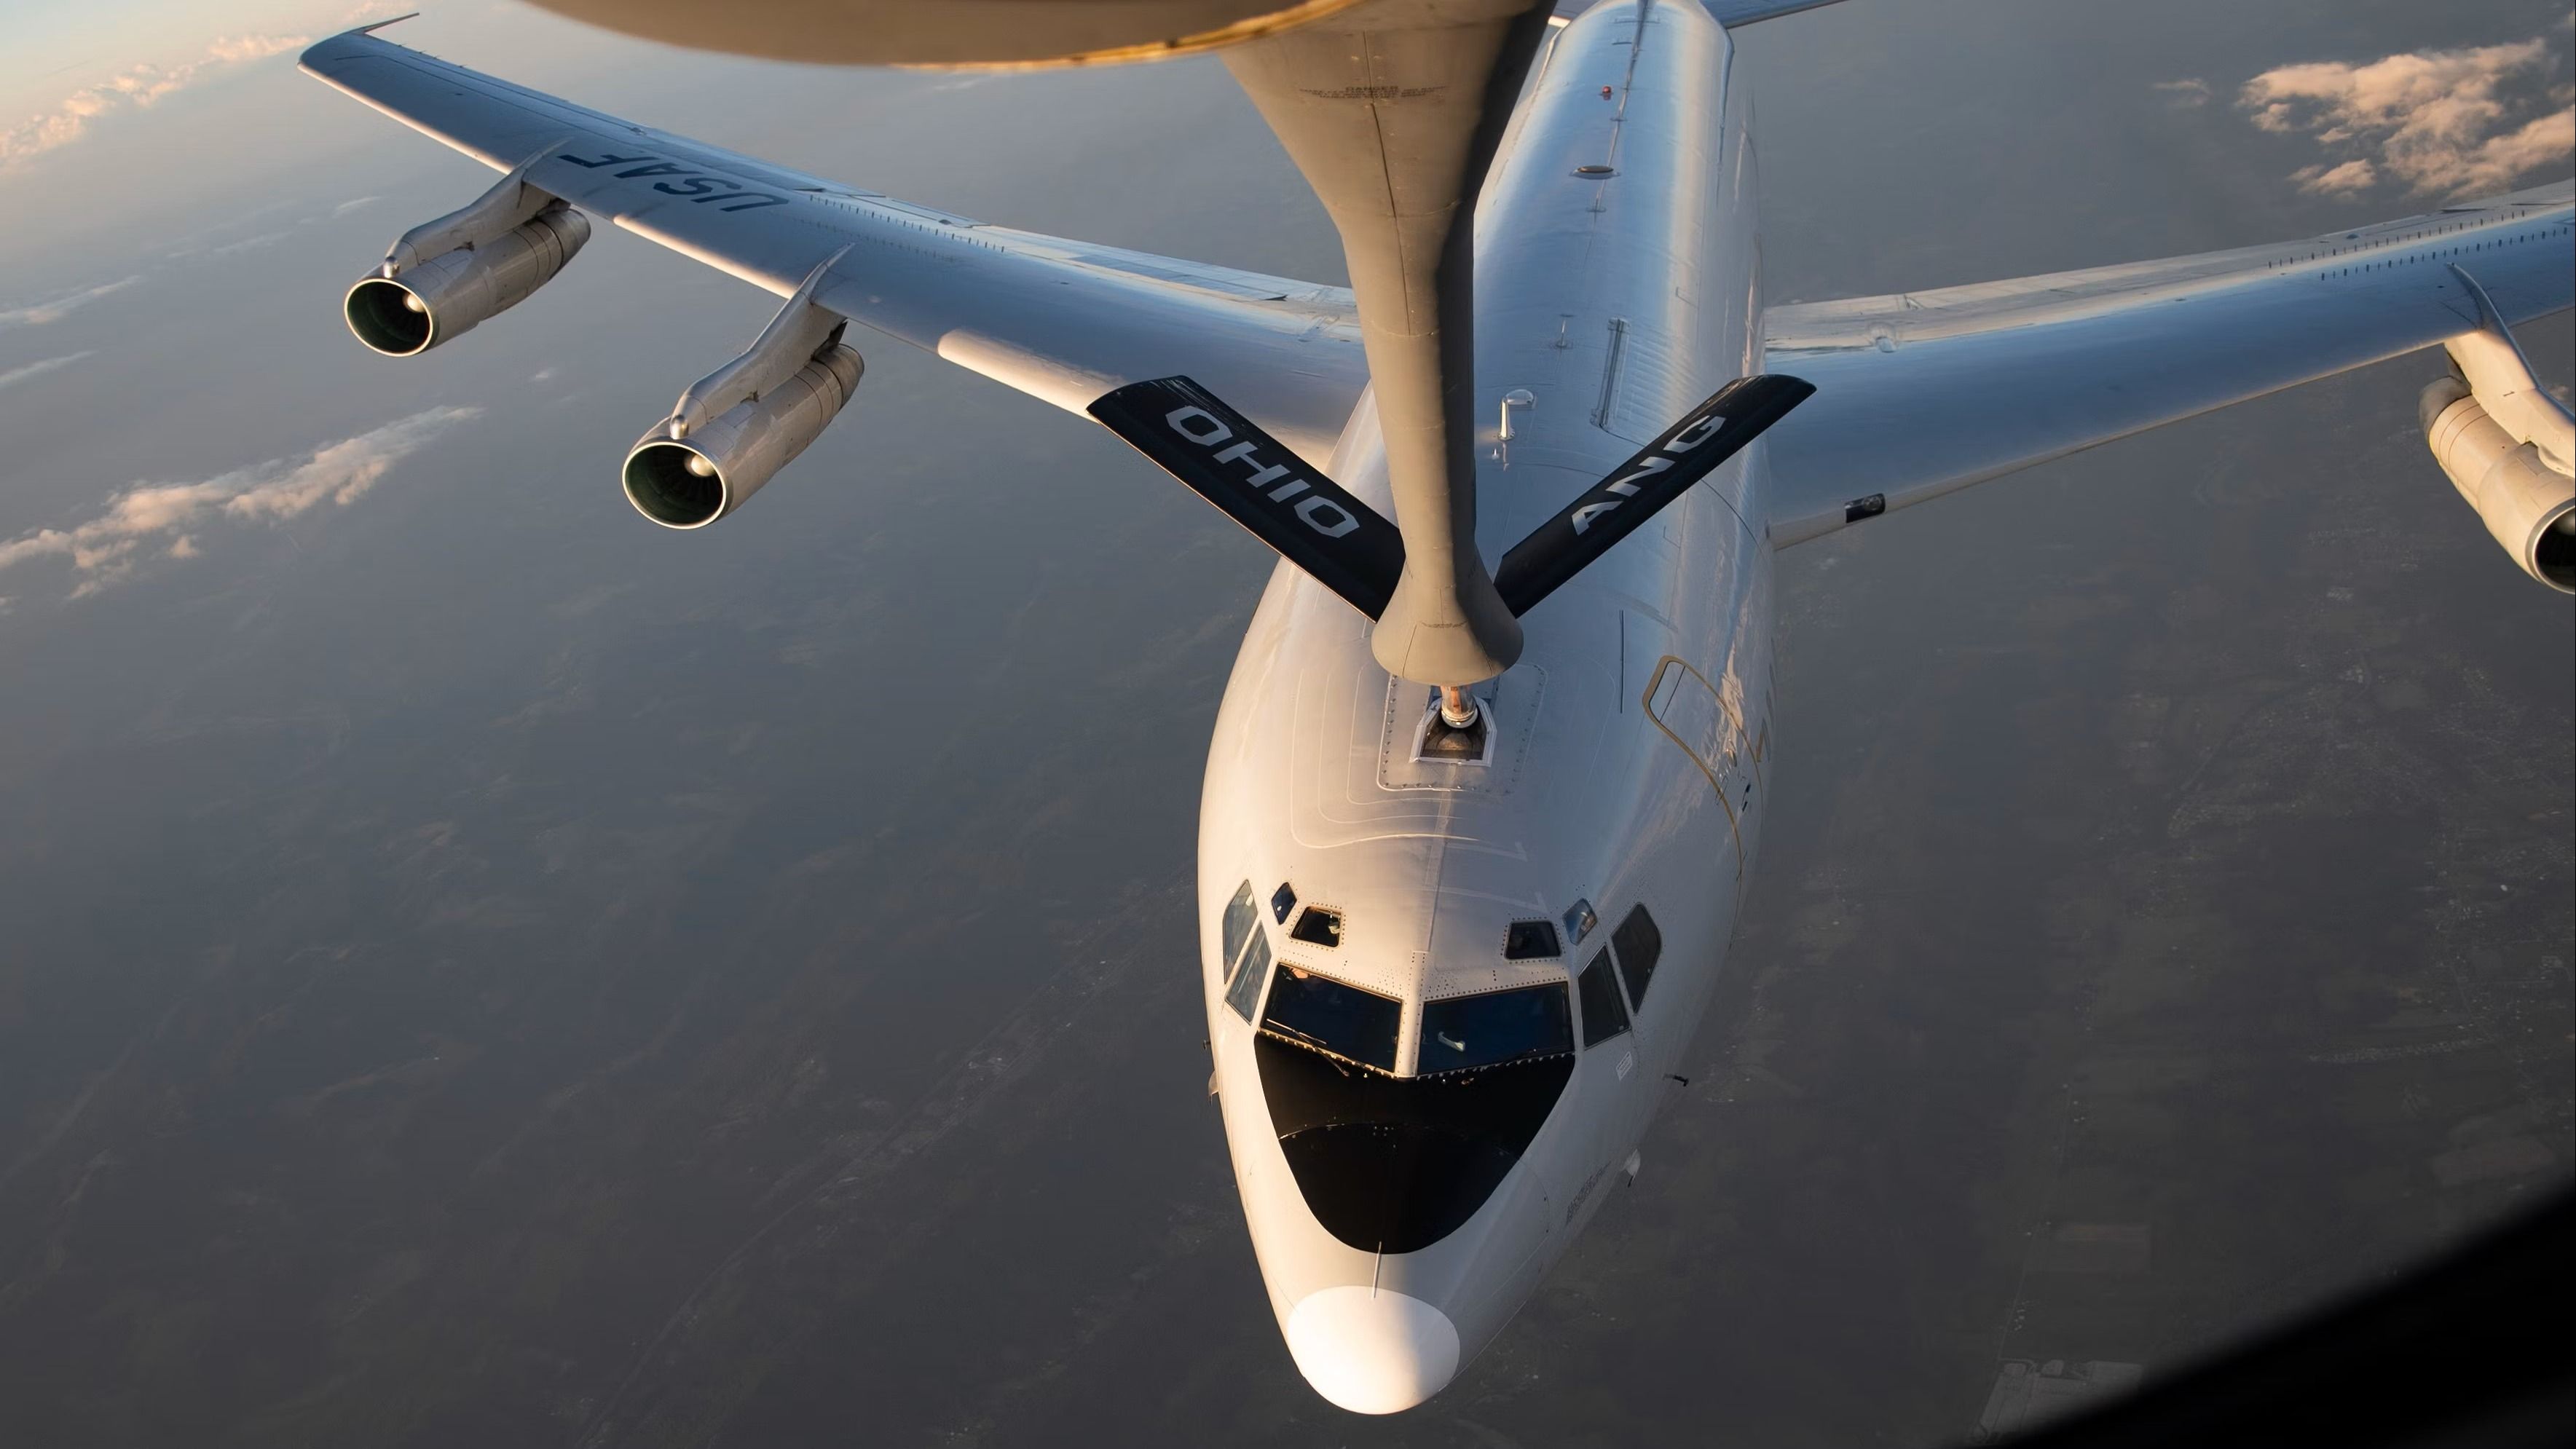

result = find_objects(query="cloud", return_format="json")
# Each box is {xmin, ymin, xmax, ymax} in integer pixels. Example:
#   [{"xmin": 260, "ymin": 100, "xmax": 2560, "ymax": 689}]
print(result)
[
  {"xmin": 2154, "ymin": 78, "xmax": 2211, "ymax": 108},
  {"xmin": 208, "ymin": 231, "xmax": 292, "ymax": 257},
  {"xmin": 2291, "ymin": 159, "xmax": 2379, "ymax": 195},
  {"xmin": 331, "ymin": 196, "xmax": 382, "ymax": 218},
  {"xmin": 0, "ymin": 351, "xmax": 94, "ymax": 393},
  {"xmin": 0, "ymin": 275, "xmax": 142, "ymax": 331},
  {"xmin": 0, "ymin": 407, "xmax": 478, "ymax": 598},
  {"xmin": 2240, "ymin": 35, "xmax": 2576, "ymax": 197},
  {"xmin": 1, "ymin": 33, "xmax": 309, "ymax": 167}
]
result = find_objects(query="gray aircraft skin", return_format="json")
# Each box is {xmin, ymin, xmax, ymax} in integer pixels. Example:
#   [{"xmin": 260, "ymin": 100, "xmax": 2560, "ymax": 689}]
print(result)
[{"xmin": 299, "ymin": 0, "xmax": 2573, "ymax": 1416}]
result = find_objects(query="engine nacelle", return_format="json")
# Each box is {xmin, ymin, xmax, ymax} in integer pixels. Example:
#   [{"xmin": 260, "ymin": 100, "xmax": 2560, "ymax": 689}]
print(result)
[
  {"xmin": 344, "ymin": 203, "xmax": 590, "ymax": 357},
  {"xmin": 624, "ymin": 344, "xmax": 864, "ymax": 528},
  {"xmin": 622, "ymin": 255, "xmax": 861, "ymax": 529},
  {"xmin": 2422, "ymin": 376, "xmax": 2576, "ymax": 593}
]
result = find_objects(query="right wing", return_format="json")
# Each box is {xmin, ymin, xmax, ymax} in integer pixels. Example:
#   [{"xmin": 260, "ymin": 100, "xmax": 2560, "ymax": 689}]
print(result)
[
  {"xmin": 299, "ymin": 28, "xmax": 1367, "ymax": 462},
  {"xmin": 1760, "ymin": 183, "xmax": 2575, "ymax": 545}
]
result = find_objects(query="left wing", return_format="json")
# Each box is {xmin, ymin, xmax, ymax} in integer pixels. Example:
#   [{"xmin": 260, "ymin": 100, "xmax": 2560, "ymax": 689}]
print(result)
[
  {"xmin": 299, "ymin": 29, "xmax": 1366, "ymax": 462},
  {"xmin": 1760, "ymin": 183, "xmax": 2575, "ymax": 545}
]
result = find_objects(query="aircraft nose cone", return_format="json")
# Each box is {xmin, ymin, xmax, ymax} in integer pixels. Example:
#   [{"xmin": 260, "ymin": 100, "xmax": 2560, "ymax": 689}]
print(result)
[{"xmin": 1283, "ymin": 1286, "xmax": 1462, "ymax": 1414}]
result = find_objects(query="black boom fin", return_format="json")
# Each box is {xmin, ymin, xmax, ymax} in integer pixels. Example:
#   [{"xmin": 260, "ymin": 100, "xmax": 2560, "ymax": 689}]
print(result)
[
  {"xmin": 1089, "ymin": 376, "xmax": 1406, "ymax": 619},
  {"xmin": 1493, "ymin": 373, "xmax": 1813, "ymax": 617}
]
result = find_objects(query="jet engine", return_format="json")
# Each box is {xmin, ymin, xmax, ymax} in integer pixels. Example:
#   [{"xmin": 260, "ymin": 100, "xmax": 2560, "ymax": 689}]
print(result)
[
  {"xmin": 344, "ymin": 158, "xmax": 589, "ymax": 357},
  {"xmin": 2417, "ymin": 285, "xmax": 2576, "ymax": 594},
  {"xmin": 623, "ymin": 258, "xmax": 862, "ymax": 529}
]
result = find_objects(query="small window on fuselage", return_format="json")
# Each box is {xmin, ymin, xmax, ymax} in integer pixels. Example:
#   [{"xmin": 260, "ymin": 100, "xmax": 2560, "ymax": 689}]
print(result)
[
  {"xmin": 1261, "ymin": 967, "xmax": 1401, "ymax": 1073},
  {"xmin": 1612, "ymin": 904, "xmax": 1663, "ymax": 1010},
  {"xmin": 1504, "ymin": 919, "xmax": 1560, "ymax": 960},
  {"xmin": 1225, "ymin": 927, "xmax": 1271, "ymax": 1023},
  {"xmin": 1289, "ymin": 906, "xmax": 1342, "ymax": 948},
  {"xmin": 1419, "ymin": 984, "xmax": 1573, "ymax": 1075},
  {"xmin": 1220, "ymin": 880, "xmax": 1258, "ymax": 982},
  {"xmin": 1577, "ymin": 950, "xmax": 1630, "ymax": 1047}
]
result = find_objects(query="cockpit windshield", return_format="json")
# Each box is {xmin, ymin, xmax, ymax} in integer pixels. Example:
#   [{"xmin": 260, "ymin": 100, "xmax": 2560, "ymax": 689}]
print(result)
[
  {"xmin": 1418, "ymin": 984, "xmax": 1573, "ymax": 1075},
  {"xmin": 1259, "ymin": 967, "xmax": 1401, "ymax": 1073}
]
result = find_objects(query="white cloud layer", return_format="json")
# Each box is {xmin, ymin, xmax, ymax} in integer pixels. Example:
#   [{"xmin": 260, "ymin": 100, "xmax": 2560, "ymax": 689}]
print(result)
[
  {"xmin": 2240, "ymin": 36, "xmax": 2576, "ymax": 197},
  {"xmin": 0, "ymin": 275, "xmax": 143, "ymax": 331},
  {"xmin": 1, "ymin": 33, "xmax": 310, "ymax": 167},
  {"xmin": 0, "ymin": 407, "xmax": 479, "ymax": 598},
  {"xmin": 0, "ymin": 352, "xmax": 95, "ymax": 393}
]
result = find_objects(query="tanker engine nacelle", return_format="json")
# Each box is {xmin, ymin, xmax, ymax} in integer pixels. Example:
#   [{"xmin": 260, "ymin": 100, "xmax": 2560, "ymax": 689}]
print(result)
[
  {"xmin": 344, "ymin": 157, "xmax": 588, "ymax": 357},
  {"xmin": 623, "ymin": 254, "xmax": 862, "ymax": 529},
  {"xmin": 2417, "ymin": 275, "xmax": 2575, "ymax": 594}
]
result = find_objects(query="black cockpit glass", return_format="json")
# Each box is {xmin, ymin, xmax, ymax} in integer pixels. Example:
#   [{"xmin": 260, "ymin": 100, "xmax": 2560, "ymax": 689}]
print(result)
[
  {"xmin": 1219, "ymin": 880, "xmax": 1257, "ymax": 982},
  {"xmin": 1259, "ymin": 1033, "xmax": 1575, "ymax": 1254},
  {"xmin": 1288, "ymin": 905, "xmax": 1342, "ymax": 948},
  {"xmin": 1224, "ymin": 928, "xmax": 1270, "ymax": 1022},
  {"xmin": 1612, "ymin": 903, "xmax": 1663, "ymax": 1009},
  {"xmin": 1260, "ymin": 968, "xmax": 1400, "ymax": 1073},
  {"xmin": 1419, "ymin": 984, "xmax": 1572, "ymax": 1075},
  {"xmin": 1577, "ymin": 949, "xmax": 1631, "ymax": 1046}
]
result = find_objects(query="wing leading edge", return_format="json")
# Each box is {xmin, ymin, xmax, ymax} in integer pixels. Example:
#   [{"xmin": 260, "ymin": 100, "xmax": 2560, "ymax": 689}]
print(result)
[
  {"xmin": 1760, "ymin": 183, "xmax": 2575, "ymax": 545},
  {"xmin": 298, "ymin": 31, "xmax": 1366, "ymax": 463}
]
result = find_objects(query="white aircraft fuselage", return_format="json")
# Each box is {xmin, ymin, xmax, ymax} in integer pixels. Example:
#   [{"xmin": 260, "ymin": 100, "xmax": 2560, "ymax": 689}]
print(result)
[{"xmin": 1200, "ymin": 1, "xmax": 1769, "ymax": 1413}]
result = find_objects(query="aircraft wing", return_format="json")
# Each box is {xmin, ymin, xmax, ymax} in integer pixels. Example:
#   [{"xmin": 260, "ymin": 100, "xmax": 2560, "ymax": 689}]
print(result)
[
  {"xmin": 1759, "ymin": 182, "xmax": 2576, "ymax": 545},
  {"xmin": 299, "ymin": 29, "xmax": 1366, "ymax": 462}
]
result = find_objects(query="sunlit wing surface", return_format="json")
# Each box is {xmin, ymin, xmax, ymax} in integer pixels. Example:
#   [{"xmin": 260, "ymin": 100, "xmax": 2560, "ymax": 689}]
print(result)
[
  {"xmin": 1760, "ymin": 182, "xmax": 2576, "ymax": 544},
  {"xmin": 299, "ymin": 31, "xmax": 1366, "ymax": 462}
]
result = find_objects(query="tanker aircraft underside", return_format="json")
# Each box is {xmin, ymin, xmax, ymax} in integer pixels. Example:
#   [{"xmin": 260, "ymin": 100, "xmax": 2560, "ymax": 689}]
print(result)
[{"xmin": 296, "ymin": 0, "xmax": 2575, "ymax": 1414}]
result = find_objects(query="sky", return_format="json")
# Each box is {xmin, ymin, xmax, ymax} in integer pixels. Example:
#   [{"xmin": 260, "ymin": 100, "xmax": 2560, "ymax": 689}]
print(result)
[{"xmin": 0, "ymin": 1, "xmax": 2569, "ymax": 1445}]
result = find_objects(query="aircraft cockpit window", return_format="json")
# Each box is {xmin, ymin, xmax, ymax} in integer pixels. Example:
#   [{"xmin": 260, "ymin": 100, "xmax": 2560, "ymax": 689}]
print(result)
[
  {"xmin": 1224, "ymin": 925, "xmax": 1271, "ymax": 1022},
  {"xmin": 1260, "ymin": 967, "xmax": 1401, "ymax": 1073},
  {"xmin": 1577, "ymin": 950, "xmax": 1630, "ymax": 1046},
  {"xmin": 1270, "ymin": 882, "xmax": 1298, "ymax": 923},
  {"xmin": 1563, "ymin": 898, "xmax": 1599, "ymax": 947},
  {"xmin": 1503, "ymin": 919, "xmax": 1561, "ymax": 959},
  {"xmin": 1612, "ymin": 904, "xmax": 1663, "ymax": 1008},
  {"xmin": 1219, "ymin": 879, "xmax": 1258, "ymax": 982},
  {"xmin": 1418, "ymin": 984, "xmax": 1574, "ymax": 1075},
  {"xmin": 1288, "ymin": 905, "xmax": 1342, "ymax": 948}
]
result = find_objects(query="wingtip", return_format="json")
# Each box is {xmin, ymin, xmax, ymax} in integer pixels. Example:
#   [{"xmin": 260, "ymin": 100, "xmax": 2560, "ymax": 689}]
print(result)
[{"xmin": 301, "ymin": 13, "xmax": 419, "ymax": 73}]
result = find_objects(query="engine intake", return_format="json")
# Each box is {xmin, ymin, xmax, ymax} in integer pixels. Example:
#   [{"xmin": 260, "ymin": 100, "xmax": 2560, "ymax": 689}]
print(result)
[
  {"xmin": 2422, "ymin": 377, "xmax": 2576, "ymax": 593},
  {"xmin": 625, "ymin": 344, "xmax": 864, "ymax": 527},
  {"xmin": 344, "ymin": 152, "xmax": 588, "ymax": 357},
  {"xmin": 623, "ymin": 253, "xmax": 860, "ymax": 529},
  {"xmin": 2415, "ymin": 269, "xmax": 2576, "ymax": 594},
  {"xmin": 345, "ymin": 205, "xmax": 590, "ymax": 356}
]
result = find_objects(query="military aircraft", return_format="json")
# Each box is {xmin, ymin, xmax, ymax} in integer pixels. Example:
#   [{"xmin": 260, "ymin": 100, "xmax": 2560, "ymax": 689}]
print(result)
[{"xmin": 300, "ymin": 0, "xmax": 2574, "ymax": 1413}]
